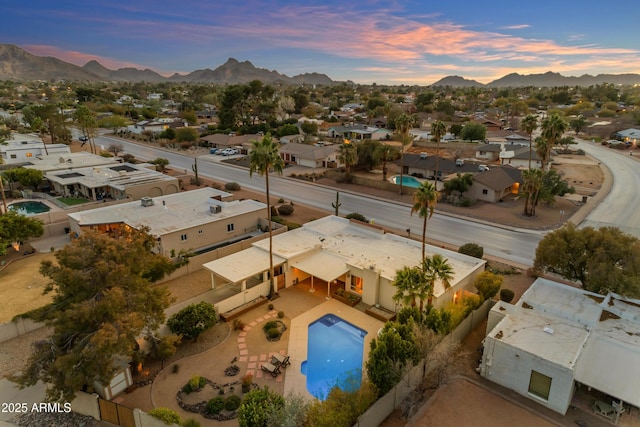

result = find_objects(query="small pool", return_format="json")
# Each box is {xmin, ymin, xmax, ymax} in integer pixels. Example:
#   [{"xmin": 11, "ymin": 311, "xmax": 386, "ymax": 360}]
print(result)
[
  {"xmin": 8, "ymin": 201, "xmax": 51, "ymax": 215},
  {"xmin": 301, "ymin": 314, "xmax": 367, "ymax": 400},
  {"xmin": 390, "ymin": 175, "xmax": 422, "ymax": 188}
]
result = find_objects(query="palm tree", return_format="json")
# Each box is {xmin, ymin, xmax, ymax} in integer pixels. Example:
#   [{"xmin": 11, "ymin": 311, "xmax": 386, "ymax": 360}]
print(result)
[
  {"xmin": 521, "ymin": 114, "xmax": 538, "ymax": 170},
  {"xmin": 540, "ymin": 113, "xmax": 567, "ymax": 170},
  {"xmin": 521, "ymin": 168, "xmax": 544, "ymax": 216},
  {"xmin": 249, "ymin": 133, "xmax": 284, "ymax": 296},
  {"xmin": 392, "ymin": 266, "xmax": 425, "ymax": 308},
  {"xmin": 395, "ymin": 113, "xmax": 416, "ymax": 195},
  {"xmin": 422, "ymin": 254, "xmax": 454, "ymax": 309},
  {"xmin": 337, "ymin": 140, "xmax": 357, "ymax": 179},
  {"xmin": 374, "ymin": 143, "xmax": 398, "ymax": 182},
  {"xmin": 534, "ymin": 136, "xmax": 550, "ymax": 170},
  {"xmin": 411, "ymin": 181, "xmax": 438, "ymax": 261},
  {"xmin": 430, "ymin": 120, "xmax": 446, "ymax": 183}
]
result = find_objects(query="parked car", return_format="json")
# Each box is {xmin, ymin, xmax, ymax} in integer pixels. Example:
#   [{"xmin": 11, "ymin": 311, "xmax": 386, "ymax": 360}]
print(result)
[
  {"xmin": 210, "ymin": 148, "xmax": 221, "ymax": 154},
  {"xmin": 221, "ymin": 148, "xmax": 239, "ymax": 156},
  {"xmin": 79, "ymin": 135, "xmax": 89, "ymax": 142}
]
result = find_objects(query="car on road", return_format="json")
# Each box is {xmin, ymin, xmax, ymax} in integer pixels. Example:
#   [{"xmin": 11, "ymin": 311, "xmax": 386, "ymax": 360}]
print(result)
[{"xmin": 79, "ymin": 135, "xmax": 89, "ymax": 142}]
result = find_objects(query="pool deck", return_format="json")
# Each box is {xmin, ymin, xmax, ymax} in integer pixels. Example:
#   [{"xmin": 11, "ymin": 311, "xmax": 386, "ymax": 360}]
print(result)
[{"xmin": 285, "ymin": 298, "xmax": 384, "ymax": 400}]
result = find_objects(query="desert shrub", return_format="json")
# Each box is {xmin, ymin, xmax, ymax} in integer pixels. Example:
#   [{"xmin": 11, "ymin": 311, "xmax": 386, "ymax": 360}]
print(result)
[
  {"xmin": 458, "ymin": 243, "xmax": 483, "ymax": 259},
  {"xmin": 277, "ymin": 311, "xmax": 284, "ymax": 318},
  {"xmin": 183, "ymin": 375, "xmax": 206, "ymax": 393},
  {"xmin": 181, "ymin": 418, "xmax": 201, "ymax": 427},
  {"xmin": 263, "ymin": 320, "xmax": 278, "ymax": 331},
  {"xmin": 456, "ymin": 197, "xmax": 476, "ymax": 207},
  {"xmin": 267, "ymin": 327, "xmax": 281, "ymax": 339},
  {"xmin": 207, "ymin": 397, "xmax": 226, "ymax": 415},
  {"xmin": 238, "ymin": 387, "xmax": 285, "ymax": 427},
  {"xmin": 268, "ymin": 303, "xmax": 274, "ymax": 310},
  {"xmin": 345, "ymin": 212, "xmax": 367, "ymax": 222},
  {"xmin": 225, "ymin": 394, "xmax": 242, "ymax": 411},
  {"xmin": 172, "ymin": 364, "xmax": 180, "ymax": 374},
  {"xmin": 576, "ymin": 149, "xmax": 585, "ymax": 155},
  {"xmin": 149, "ymin": 407, "xmax": 181, "ymax": 425},
  {"xmin": 233, "ymin": 318, "xmax": 245, "ymax": 331},
  {"xmin": 225, "ymin": 181, "xmax": 241, "ymax": 191},
  {"xmin": 271, "ymin": 216, "xmax": 302, "ymax": 229},
  {"xmin": 277, "ymin": 204, "xmax": 294, "ymax": 215},
  {"xmin": 474, "ymin": 271, "xmax": 503, "ymax": 300},
  {"xmin": 500, "ymin": 288, "xmax": 515, "ymax": 303},
  {"xmin": 167, "ymin": 302, "xmax": 218, "ymax": 341},
  {"xmin": 278, "ymin": 198, "xmax": 285, "ymax": 203}
]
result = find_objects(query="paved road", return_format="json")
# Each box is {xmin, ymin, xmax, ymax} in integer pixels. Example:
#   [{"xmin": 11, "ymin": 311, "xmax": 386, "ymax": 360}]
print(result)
[
  {"xmin": 98, "ymin": 135, "xmax": 541, "ymax": 266},
  {"xmin": 576, "ymin": 139, "xmax": 640, "ymax": 237}
]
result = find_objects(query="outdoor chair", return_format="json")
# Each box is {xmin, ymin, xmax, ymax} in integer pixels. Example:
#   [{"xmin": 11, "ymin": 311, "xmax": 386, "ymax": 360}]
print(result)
[
  {"xmin": 261, "ymin": 362, "xmax": 281, "ymax": 378},
  {"xmin": 271, "ymin": 353, "xmax": 291, "ymax": 368}
]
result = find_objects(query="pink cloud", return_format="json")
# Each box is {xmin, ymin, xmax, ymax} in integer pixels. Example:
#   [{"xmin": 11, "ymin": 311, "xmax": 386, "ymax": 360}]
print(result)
[{"xmin": 23, "ymin": 44, "xmax": 150, "ymax": 71}]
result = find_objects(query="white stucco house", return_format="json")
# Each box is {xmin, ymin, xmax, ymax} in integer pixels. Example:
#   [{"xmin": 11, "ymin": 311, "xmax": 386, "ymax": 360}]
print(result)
[
  {"xmin": 0, "ymin": 134, "xmax": 70, "ymax": 164},
  {"xmin": 481, "ymin": 278, "xmax": 640, "ymax": 416},
  {"xmin": 203, "ymin": 216, "xmax": 486, "ymax": 315}
]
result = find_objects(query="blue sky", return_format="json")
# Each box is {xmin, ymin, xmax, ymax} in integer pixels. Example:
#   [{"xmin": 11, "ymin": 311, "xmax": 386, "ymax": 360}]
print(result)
[{"xmin": 2, "ymin": 0, "xmax": 639, "ymax": 84}]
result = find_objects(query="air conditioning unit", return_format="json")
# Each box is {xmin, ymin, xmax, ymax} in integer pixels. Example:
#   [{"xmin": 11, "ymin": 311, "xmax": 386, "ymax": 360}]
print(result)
[
  {"xmin": 210, "ymin": 205, "xmax": 222, "ymax": 214},
  {"xmin": 141, "ymin": 197, "xmax": 154, "ymax": 207}
]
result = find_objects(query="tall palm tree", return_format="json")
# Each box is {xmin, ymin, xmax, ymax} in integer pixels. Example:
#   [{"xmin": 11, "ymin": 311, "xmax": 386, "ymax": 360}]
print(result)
[
  {"xmin": 249, "ymin": 133, "xmax": 284, "ymax": 296},
  {"xmin": 521, "ymin": 114, "xmax": 538, "ymax": 170},
  {"xmin": 337, "ymin": 140, "xmax": 357, "ymax": 179},
  {"xmin": 395, "ymin": 113, "xmax": 416, "ymax": 195},
  {"xmin": 422, "ymin": 254, "xmax": 454, "ymax": 310},
  {"xmin": 392, "ymin": 266, "xmax": 425, "ymax": 308},
  {"xmin": 521, "ymin": 168, "xmax": 544, "ymax": 216},
  {"xmin": 374, "ymin": 143, "xmax": 398, "ymax": 182},
  {"xmin": 540, "ymin": 113, "xmax": 567, "ymax": 170},
  {"xmin": 411, "ymin": 181, "xmax": 438, "ymax": 261},
  {"xmin": 430, "ymin": 120, "xmax": 446, "ymax": 184}
]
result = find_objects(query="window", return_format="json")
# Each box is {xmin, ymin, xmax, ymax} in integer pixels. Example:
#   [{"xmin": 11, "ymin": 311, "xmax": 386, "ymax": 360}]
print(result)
[
  {"xmin": 350, "ymin": 276, "xmax": 363, "ymax": 295},
  {"xmin": 528, "ymin": 370, "xmax": 552, "ymax": 400},
  {"xmin": 26, "ymin": 152, "xmax": 33, "ymax": 157},
  {"xmin": 482, "ymin": 189, "xmax": 488, "ymax": 195},
  {"xmin": 10, "ymin": 154, "xmax": 17, "ymax": 159},
  {"xmin": 227, "ymin": 223, "xmax": 234, "ymax": 232},
  {"xmin": 198, "ymin": 229, "xmax": 203, "ymax": 235},
  {"xmin": 180, "ymin": 234, "xmax": 187, "ymax": 241}
]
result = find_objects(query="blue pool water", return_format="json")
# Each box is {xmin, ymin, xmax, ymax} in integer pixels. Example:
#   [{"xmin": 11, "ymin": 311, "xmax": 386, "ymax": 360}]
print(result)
[
  {"xmin": 8, "ymin": 201, "xmax": 51, "ymax": 215},
  {"xmin": 301, "ymin": 314, "xmax": 367, "ymax": 400},
  {"xmin": 391, "ymin": 175, "xmax": 422, "ymax": 188}
]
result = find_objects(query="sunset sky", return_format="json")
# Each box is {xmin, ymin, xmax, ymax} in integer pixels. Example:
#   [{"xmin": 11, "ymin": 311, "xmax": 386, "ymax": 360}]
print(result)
[{"xmin": 2, "ymin": 0, "xmax": 639, "ymax": 85}]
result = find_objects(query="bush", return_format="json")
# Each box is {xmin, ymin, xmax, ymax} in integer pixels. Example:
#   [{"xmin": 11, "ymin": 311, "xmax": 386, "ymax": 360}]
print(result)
[
  {"xmin": 172, "ymin": 364, "xmax": 179, "ymax": 374},
  {"xmin": 225, "ymin": 182, "xmax": 241, "ymax": 191},
  {"xmin": 268, "ymin": 303, "xmax": 274, "ymax": 310},
  {"xmin": 278, "ymin": 198, "xmax": 285, "ymax": 203},
  {"xmin": 500, "ymin": 288, "xmax": 515, "ymax": 303},
  {"xmin": 277, "ymin": 311, "xmax": 284, "ymax": 319},
  {"xmin": 181, "ymin": 418, "xmax": 201, "ymax": 427},
  {"xmin": 458, "ymin": 243, "xmax": 483, "ymax": 259},
  {"xmin": 149, "ymin": 407, "xmax": 181, "ymax": 425},
  {"xmin": 167, "ymin": 302, "xmax": 218, "ymax": 341},
  {"xmin": 474, "ymin": 271, "xmax": 503, "ymax": 301},
  {"xmin": 267, "ymin": 327, "xmax": 281, "ymax": 339},
  {"xmin": 263, "ymin": 320, "xmax": 278, "ymax": 331},
  {"xmin": 233, "ymin": 318, "xmax": 245, "ymax": 331},
  {"xmin": 225, "ymin": 394, "xmax": 242, "ymax": 411},
  {"xmin": 345, "ymin": 212, "xmax": 367, "ymax": 222},
  {"xmin": 277, "ymin": 204, "xmax": 294, "ymax": 216},
  {"xmin": 238, "ymin": 387, "xmax": 285, "ymax": 427},
  {"xmin": 207, "ymin": 397, "xmax": 226, "ymax": 415}
]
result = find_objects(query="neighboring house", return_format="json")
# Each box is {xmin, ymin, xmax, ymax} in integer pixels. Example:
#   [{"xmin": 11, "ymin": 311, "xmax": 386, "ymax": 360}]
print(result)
[
  {"xmin": 500, "ymin": 146, "xmax": 543, "ymax": 169},
  {"xmin": 481, "ymin": 278, "xmax": 640, "ymax": 415},
  {"xmin": 615, "ymin": 128, "xmax": 640, "ymax": 145},
  {"xmin": 505, "ymin": 133, "xmax": 531, "ymax": 146},
  {"xmin": 0, "ymin": 134, "xmax": 70, "ymax": 164},
  {"xmin": 279, "ymin": 142, "xmax": 340, "ymax": 168},
  {"xmin": 279, "ymin": 134, "xmax": 305, "ymax": 145},
  {"xmin": 464, "ymin": 165, "xmax": 522, "ymax": 202},
  {"xmin": 45, "ymin": 163, "xmax": 179, "ymax": 201},
  {"xmin": 23, "ymin": 152, "xmax": 120, "ymax": 173},
  {"xmin": 147, "ymin": 93, "xmax": 163, "ymax": 101},
  {"xmin": 203, "ymin": 216, "xmax": 486, "ymax": 314},
  {"xmin": 67, "ymin": 188, "xmax": 273, "ymax": 258},
  {"xmin": 328, "ymin": 125, "xmax": 393, "ymax": 141},
  {"xmin": 398, "ymin": 153, "xmax": 478, "ymax": 179},
  {"xmin": 200, "ymin": 133, "xmax": 263, "ymax": 153},
  {"xmin": 475, "ymin": 143, "xmax": 503, "ymax": 162},
  {"xmin": 478, "ymin": 119, "xmax": 502, "ymax": 131},
  {"xmin": 127, "ymin": 118, "xmax": 187, "ymax": 135}
]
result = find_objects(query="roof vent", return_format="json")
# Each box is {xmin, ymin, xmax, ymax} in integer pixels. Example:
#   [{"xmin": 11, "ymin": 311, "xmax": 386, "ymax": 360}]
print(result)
[
  {"xmin": 543, "ymin": 326, "xmax": 554, "ymax": 335},
  {"xmin": 420, "ymin": 152, "xmax": 428, "ymax": 159},
  {"xmin": 210, "ymin": 205, "xmax": 222, "ymax": 214},
  {"xmin": 141, "ymin": 197, "xmax": 154, "ymax": 207}
]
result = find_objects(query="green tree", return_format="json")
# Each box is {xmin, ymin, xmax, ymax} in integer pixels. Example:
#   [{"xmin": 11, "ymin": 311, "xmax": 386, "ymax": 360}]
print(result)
[
  {"xmin": 175, "ymin": 127, "xmax": 199, "ymax": 143},
  {"xmin": 249, "ymin": 133, "xmax": 284, "ymax": 296},
  {"xmin": 98, "ymin": 115, "xmax": 129, "ymax": 135},
  {"xmin": 411, "ymin": 181, "xmax": 438, "ymax": 261},
  {"xmin": 395, "ymin": 113, "xmax": 417, "ymax": 195},
  {"xmin": 0, "ymin": 210, "xmax": 44, "ymax": 255},
  {"xmin": 107, "ymin": 143, "xmax": 123, "ymax": 157},
  {"xmin": 431, "ymin": 120, "xmax": 447, "ymax": 180},
  {"xmin": 540, "ymin": 113, "xmax": 568, "ymax": 169},
  {"xmin": 4, "ymin": 167, "xmax": 43, "ymax": 191},
  {"xmin": 374, "ymin": 143, "xmax": 399, "ymax": 182},
  {"xmin": 392, "ymin": 266, "xmax": 425, "ymax": 308},
  {"xmin": 458, "ymin": 243, "xmax": 483, "ymax": 259},
  {"xmin": 305, "ymin": 378, "xmax": 376, "ymax": 427},
  {"xmin": 238, "ymin": 387, "xmax": 285, "ymax": 427},
  {"xmin": 443, "ymin": 173, "xmax": 473, "ymax": 198},
  {"xmin": 266, "ymin": 392, "xmax": 309, "ymax": 427},
  {"xmin": 534, "ymin": 223, "xmax": 640, "ymax": 297},
  {"xmin": 422, "ymin": 254, "xmax": 454, "ymax": 309},
  {"xmin": 74, "ymin": 105, "xmax": 98, "ymax": 154},
  {"xmin": 337, "ymin": 141, "xmax": 357, "ymax": 178},
  {"xmin": 150, "ymin": 158, "xmax": 170, "ymax": 172},
  {"xmin": 449, "ymin": 123, "xmax": 463, "ymax": 138},
  {"xmin": 520, "ymin": 168, "xmax": 544, "ymax": 216},
  {"xmin": 570, "ymin": 115, "xmax": 588, "ymax": 135},
  {"xmin": 520, "ymin": 114, "xmax": 538, "ymax": 169},
  {"xmin": 167, "ymin": 302, "xmax": 218, "ymax": 342},
  {"xmin": 13, "ymin": 229, "xmax": 175, "ymax": 402},
  {"xmin": 474, "ymin": 271, "xmax": 503, "ymax": 301},
  {"xmin": 356, "ymin": 140, "xmax": 381, "ymax": 171},
  {"xmin": 180, "ymin": 110, "xmax": 198, "ymax": 125},
  {"xmin": 460, "ymin": 122, "xmax": 486, "ymax": 141},
  {"xmin": 147, "ymin": 334, "xmax": 180, "ymax": 369}
]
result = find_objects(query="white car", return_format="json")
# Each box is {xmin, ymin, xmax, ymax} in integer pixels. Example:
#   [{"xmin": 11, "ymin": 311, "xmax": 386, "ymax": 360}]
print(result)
[{"xmin": 221, "ymin": 148, "xmax": 239, "ymax": 156}]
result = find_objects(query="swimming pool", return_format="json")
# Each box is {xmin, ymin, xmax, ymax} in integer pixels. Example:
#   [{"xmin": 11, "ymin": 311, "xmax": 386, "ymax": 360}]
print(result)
[
  {"xmin": 301, "ymin": 314, "xmax": 367, "ymax": 399},
  {"xmin": 8, "ymin": 201, "xmax": 51, "ymax": 215},
  {"xmin": 390, "ymin": 175, "xmax": 422, "ymax": 188}
]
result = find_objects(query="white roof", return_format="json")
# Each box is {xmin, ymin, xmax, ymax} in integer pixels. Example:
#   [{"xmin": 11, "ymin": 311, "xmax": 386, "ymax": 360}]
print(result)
[
  {"xmin": 46, "ymin": 163, "xmax": 176, "ymax": 190},
  {"xmin": 68, "ymin": 188, "xmax": 261, "ymax": 236},
  {"xmin": 291, "ymin": 250, "xmax": 350, "ymax": 282},
  {"xmin": 24, "ymin": 152, "xmax": 119, "ymax": 172},
  {"xmin": 202, "ymin": 246, "xmax": 286, "ymax": 283}
]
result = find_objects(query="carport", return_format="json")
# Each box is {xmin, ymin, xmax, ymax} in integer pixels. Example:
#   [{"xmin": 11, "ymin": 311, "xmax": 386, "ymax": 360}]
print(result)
[{"xmin": 291, "ymin": 250, "xmax": 349, "ymax": 298}]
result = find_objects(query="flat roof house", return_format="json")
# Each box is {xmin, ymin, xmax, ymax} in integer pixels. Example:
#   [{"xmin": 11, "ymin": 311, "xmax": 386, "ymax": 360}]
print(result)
[
  {"xmin": 203, "ymin": 216, "xmax": 486, "ymax": 314},
  {"xmin": 0, "ymin": 134, "xmax": 70, "ymax": 164},
  {"xmin": 68, "ymin": 188, "xmax": 270, "ymax": 259},
  {"xmin": 480, "ymin": 278, "xmax": 640, "ymax": 416}
]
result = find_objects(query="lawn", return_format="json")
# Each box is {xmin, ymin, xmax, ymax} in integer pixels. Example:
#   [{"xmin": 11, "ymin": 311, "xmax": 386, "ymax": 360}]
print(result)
[{"xmin": 57, "ymin": 197, "xmax": 90, "ymax": 206}]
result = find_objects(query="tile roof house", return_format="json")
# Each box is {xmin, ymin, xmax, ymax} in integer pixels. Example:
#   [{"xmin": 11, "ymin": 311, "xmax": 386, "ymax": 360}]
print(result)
[{"xmin": 481, "ymin": 278, "xmax": 640, "ymax": 415}]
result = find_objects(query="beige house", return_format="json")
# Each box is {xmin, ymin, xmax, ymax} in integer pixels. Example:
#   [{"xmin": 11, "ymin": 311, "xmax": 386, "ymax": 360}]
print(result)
[
  {"xmin": 45, "ymin": 162, "xmax": 179, "ymax": 201},
  {"xmin": 67, "ymin": 188, "xmax": 271, "ymax": 258},
  {"xmin": 203, "ymin": 216, "xmax": 486, "ymax": 314},
  {"xmin": 464, "ymin": 166, "xmax": 522, "ymax": 203},
  {"xmin": 279, "ymin": 142, "xmax": 341, "ymax": 168}
]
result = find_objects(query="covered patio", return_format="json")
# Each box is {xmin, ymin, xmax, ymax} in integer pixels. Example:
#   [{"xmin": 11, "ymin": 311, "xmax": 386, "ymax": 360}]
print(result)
[{"xmin": 291, "ymin": 250, "xmax": 350, "ymax": 299}]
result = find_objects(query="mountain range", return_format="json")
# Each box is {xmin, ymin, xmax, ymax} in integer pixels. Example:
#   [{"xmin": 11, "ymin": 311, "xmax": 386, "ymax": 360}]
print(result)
[{"xmin": 2, "ymin": 44, "xmax": 640, "ymax": 87}]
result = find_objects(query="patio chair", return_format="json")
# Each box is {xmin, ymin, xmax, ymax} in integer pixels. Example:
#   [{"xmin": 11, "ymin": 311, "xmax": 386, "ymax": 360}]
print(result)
[
  {"xmin": 272, "ymin": 353, "xmax": 291, "ymax": 368},
  {"xmin": 261, "ymin": 362, "xmax": 281, "ymax": 378}
]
